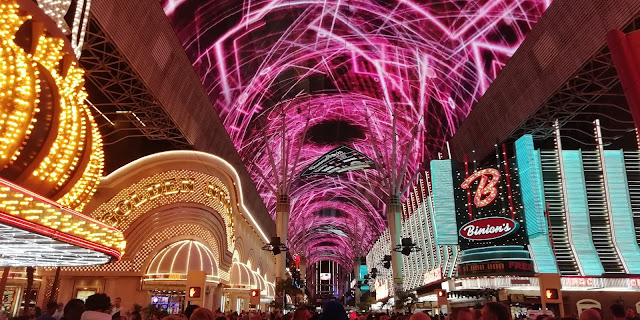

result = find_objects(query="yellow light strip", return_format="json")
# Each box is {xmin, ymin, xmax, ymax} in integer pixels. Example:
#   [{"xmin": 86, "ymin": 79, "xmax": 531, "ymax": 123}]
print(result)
[{"xmin": 0, "ymin": 177, "xmax": 125, "ymax": 253}]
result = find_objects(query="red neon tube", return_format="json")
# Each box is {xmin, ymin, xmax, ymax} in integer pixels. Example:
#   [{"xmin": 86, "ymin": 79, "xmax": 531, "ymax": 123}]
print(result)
[
  {"xmin": 463, "ymin": 154, "xmax": 473, "ymax": 220},
  {"xmin": 501, "ymin": 144, "xmax": 516, "ymax": 219}
]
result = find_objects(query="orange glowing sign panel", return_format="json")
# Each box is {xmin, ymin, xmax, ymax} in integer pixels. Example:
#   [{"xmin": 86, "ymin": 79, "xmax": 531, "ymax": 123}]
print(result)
[
  {"xmin": 544, "ymin": 289, "xmax": 558, "ymax": 300},
  {"xmin": 188, "ymin": 287, "xmax": 201, "ymax": 298}
]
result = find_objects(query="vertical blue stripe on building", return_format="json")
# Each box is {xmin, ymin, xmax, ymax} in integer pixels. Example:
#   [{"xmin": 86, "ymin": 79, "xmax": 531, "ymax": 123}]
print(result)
[
  {"xmin": 562, "ymin": 150, "xmax": 604, "ymax": 276},
  {"xmin": 603, "ymin": 150, "xmax": 640, "ymax": 274},
  {"xmin": 514, "ymin": 135, "xmax": 558, "ymax": 273},
  {"xmin": 430, "ymin": 160, "xmax": 458, "ymax": 245}
]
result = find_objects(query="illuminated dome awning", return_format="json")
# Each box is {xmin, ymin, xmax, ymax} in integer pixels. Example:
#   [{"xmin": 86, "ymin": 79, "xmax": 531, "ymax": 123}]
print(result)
[
  {"xmin": 146, "ymin": 240, "xmax": 219, "ymax": 280},
  {"xmin": 229, "ymin": 262, "xmax": 255, "ymax": 288},
  {"xmin": 0, "ymin": 178, "xmax": 125, "ymax": 266},
  {"xmin": 266, "ymin": 282, "xmax": 275, "ymax": 298},
  {"xmin": 254, "ymin": 272, "xmax": 266, "ymax": 291}
]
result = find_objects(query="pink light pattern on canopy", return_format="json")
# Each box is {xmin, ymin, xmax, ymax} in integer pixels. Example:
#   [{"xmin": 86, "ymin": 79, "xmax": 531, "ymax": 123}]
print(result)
[{"xmin": 160, "ymin": 0, "xmax": 550, "ymax": 267}]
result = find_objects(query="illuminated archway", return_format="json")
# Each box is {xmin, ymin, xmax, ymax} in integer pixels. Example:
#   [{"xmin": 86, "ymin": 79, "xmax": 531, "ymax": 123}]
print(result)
[{"xmin": 145, "ymin": 240, "xmax": 219, "ymax": 282}]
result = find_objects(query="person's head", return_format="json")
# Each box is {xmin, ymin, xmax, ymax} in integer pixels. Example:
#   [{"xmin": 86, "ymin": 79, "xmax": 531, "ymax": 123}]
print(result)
[
  {"xmin": 481, "ymin": 303, "xmax": 511, "ymax": 320},
  {"xmin": 113, "ymin": 298, "xmax": 121, "ymax": 309},
  {"xmin": 190, "ymin": 308, "xmax": 214, "ymax": 320},
  {"xmin": 626, "ymin": 308, "xmax": 636, "ymax": 319},
  {"xmin": 184, "ymin": 306, "xmax": 200, "ymax": 320},
  {"xmin": 410, "ymin": 314, "xmax": 431, "ymax": 320},
  {"xmin": 46, "ymin": 302, "xmax": 59, "ymax": 315},
  {"xmin": 457, "ymin": 310, "xmax": 474, "ymax": 320},
  {"xmin": 611, "ymin": 305, "xmax": 626, "ymax": 319},
  {"xmin": 322, "ymin": 301, "xmax": 348, "ymax": 320},
  {"xmin": 57, "ymin": 303, "xmax": 64, "ymax": 313},
  {"xmin": 580, "ymin": 309, "xmax": 601, "ymax": 320},
  {"xmin": 293, "ymin": 308, "xmax": 311, "ymax": 320},
  {"xmin": 64, "ymin": 299, "xmax": 85, "ymax": 320},
  {"xmin": 85, "ymin": 294, "xmax": 111, "ymax": 313}
]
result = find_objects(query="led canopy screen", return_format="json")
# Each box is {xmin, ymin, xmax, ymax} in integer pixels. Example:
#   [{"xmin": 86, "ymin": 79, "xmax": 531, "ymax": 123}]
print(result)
[{"xmin": 160, "ymin": 0, "xmax": 551, "ymax": 266}]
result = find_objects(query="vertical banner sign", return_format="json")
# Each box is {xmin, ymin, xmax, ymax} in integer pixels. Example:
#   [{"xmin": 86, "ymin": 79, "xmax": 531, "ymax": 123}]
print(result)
[{"xmin": 454, "ymin": 152, "xmax": 533, "ymax": 277}]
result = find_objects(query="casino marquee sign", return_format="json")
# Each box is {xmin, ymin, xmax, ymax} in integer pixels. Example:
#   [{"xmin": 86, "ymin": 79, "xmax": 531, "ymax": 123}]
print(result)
[
  {"xmin": 450, "ymin": 151, "xmax": 534, "ymax": 277},
  {"xmin": 459, "ymin": 216, "xmax": 518, "ymax": 241}
]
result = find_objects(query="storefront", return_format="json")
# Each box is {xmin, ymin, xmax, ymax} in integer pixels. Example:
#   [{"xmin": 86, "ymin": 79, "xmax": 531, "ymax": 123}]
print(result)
[
  {"xmin": 366, "ymin": 134, "xmax": 640, "ymax": 316},
  {"xmin": 40, "ymin": 151, "xmax": 276, "ymax": 313}
]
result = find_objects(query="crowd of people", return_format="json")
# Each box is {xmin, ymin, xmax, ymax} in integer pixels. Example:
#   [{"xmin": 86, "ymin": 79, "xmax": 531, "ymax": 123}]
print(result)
[{"xmin": 5, "ymin": 294, "xmax": 640, "ymax": 320}]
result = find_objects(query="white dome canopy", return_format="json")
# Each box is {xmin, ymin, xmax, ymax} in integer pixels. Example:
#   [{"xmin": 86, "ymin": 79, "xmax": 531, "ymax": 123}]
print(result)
[
  {"xmin": 147, "ymin": 240, "xmax": 218, "ymax": 277},
  {"xmin": 229, "ymin": 261, "xmax": 254, "ymax": 286},
  {"xmin": 254, "ymin": 272, "xmax": 266, "ymax": 290},
  {"xmin": 266, "ymin": 282, "xmax": 275, "ymax": 298}
]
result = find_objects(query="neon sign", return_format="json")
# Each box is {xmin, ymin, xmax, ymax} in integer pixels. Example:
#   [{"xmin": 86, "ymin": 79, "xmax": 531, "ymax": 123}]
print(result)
[
  {"xmin": 459, "ymin": 217, "xmax": 518, "ymax": 240},
  {"xmin": 423, "ymin": 267, "xmax": 442, "ymax": 285},
  {"xmin": 461, "ymin": 168, "xmax": 501, "ymax": 207}
]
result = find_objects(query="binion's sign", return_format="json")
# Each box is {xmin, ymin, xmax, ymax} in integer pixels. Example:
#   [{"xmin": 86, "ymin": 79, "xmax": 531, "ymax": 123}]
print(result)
[
  {"xmin": 453, "ymin": 161, "xmax": 527, "ymax": 250},
  {"xmin": 459, "ymin": 217, "xmax": 518, "ymax": 240},
  {"xmin": 451, "ymin": 153, "xmax": 532, "ymax": 277}
]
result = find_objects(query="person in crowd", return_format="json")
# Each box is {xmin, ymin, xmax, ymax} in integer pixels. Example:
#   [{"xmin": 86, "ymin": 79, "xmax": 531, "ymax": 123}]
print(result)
[
  {"xmin": 52, "ymin": 303, "xmax": 64, "ymax": 320},
  {"xmin": 456, "ymin": 309, "xmax": 474, "ymax": 320},
  {"xmin": 320, "ymin": 300, "xmax": 348, "ymax": 320},
  {"xmin": 61, "ymin": 299, "xmax": 85, "ymax": 320},
  {"xmin": 579, "ymin": 310, "xmax": 600, "ymax": 320},
  {"xmin": 293, "ymin": 308, "xmax": 311, "ymax": 320},
  {"xmin": 481, "ymin": 302, "xmax": 511, "ymax": 320},
  {"xmin": 189, "ymin": 308, "xmax": 214, "ymax": 320},
  {"xmin": 161, "ymin": 315, "xmax": 187, "ymax": 320},
  {"xmin": 626, "ymin": 308, "xmax": 640, "ymax": 320},
  {"xmin": 184, "ymin": 306, "xmax": 199, "ymax": 320},
  {"xmin": 34, "ymin": 307, "xmax": 43, "ymax": 319},
  {"xmin": 36, "ymin": 302, "xmax": 58, "ymax": 320},
  {"xmin": 111, "ymin": 298, "xmax": 122, "ymax": 317},
  {"xmin": 612, "ymin": 304, "xmax": 627, "ymax": 320},
  {"xmin": 410, "ymin": 313, "xmax": 431, "ymax": 320},
  {"xmin": 80, "ymin": 294, "xmax": 112, "ymax": 320}
]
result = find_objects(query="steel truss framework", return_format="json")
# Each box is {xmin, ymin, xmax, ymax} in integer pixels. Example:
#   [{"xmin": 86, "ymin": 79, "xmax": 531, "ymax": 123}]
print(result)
[
  {"xmin": 80, "ymin": 18, "xmax": 191, "ymax": 148},
  {"xmin": 507, "ymin": 16, "xmax": 640, "ymax": 147}
]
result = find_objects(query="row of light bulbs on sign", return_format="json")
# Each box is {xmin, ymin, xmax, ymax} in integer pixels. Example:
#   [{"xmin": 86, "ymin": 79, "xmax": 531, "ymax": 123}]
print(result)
[
  {"xmin": 0, "ymin": 185, "xmax": 125, "ymax": 251},
  {"xmin": 0, "ymin": 2, "xmax": 104, "ymax": 211}
]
